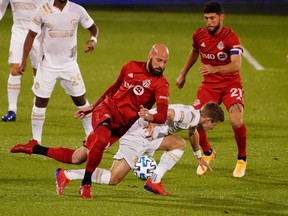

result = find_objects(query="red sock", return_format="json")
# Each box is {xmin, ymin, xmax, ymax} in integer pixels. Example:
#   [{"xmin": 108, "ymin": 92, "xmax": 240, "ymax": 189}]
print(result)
[
  {"xmin": 197, "ymin": 127, "xmax": 211, "ymax": 153},
  {"xmin": 233, "ymin": 124, "xmax": 247, "ymax": 158},
  {"xmin": 47, "ymin": 147, "xmax": 75, "ymax": 164},
  {"xmin": 85, "ymin": 125, "xmax": 111, "ymax": 173}
]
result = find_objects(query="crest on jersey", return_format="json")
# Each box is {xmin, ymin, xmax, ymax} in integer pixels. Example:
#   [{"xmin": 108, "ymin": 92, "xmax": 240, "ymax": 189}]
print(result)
[
  {"xmin": 217, "ymin": 41, "xmax": 224, "ymax": 50},
  {"xmin": 142, "ymin": 79, "xmax": 151, "ymax": 88}
]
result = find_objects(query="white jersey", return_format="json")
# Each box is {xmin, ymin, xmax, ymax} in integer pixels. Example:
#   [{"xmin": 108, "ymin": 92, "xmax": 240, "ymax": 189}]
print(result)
[
  {"xmin": 121, "ymin": 104, "xmax": 200, "ymax": 143},
  {"xmin": 0, "ymin": 0, "xmax": 47, "ymax": 29},
  {"xmin": 30, "ymin": 0, "xmax": 94, "ymax": 70},
  {"xmin": 116, "ymin": 104, "xmax": 200, "ymax": 168}
]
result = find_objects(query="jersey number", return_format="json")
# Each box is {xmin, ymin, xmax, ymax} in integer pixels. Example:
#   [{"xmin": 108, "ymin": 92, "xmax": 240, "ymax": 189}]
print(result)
[{"xmin": 230, "ymin": 88, "xmax": 243, "ymax": 100}]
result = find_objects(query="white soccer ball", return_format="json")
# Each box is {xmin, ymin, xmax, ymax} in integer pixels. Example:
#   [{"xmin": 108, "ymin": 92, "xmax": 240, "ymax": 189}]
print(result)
[{"xmin": 133, "ymin": 155, "xmax": 157, "ymax": 180}]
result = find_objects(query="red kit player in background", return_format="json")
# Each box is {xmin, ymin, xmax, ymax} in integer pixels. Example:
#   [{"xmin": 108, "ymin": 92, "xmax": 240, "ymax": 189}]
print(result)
[{"xmin": 176, "ymin": 1, "xmax": 247, "ymax": 178}]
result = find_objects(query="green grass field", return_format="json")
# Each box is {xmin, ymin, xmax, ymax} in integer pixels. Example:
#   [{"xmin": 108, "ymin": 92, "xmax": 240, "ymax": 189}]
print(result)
[{"xmin": 0, "ymin": 8, "xmax": 288, "ymax": 216}]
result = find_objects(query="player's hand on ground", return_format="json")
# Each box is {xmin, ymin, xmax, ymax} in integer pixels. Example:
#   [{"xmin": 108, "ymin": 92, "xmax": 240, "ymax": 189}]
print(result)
[
  {"xmin": 74, "ymin": 105, "xmax": 93, "ymax": 119},
  {"xmin": 84, "ymin": 40, "xmax": 95, "ymax": 53},
  {"xmin": 197, "ymin": 157, "xmax": 213, "ymax": 172},
  {"xmin": 176, "ymin": 74, "xmax": 186, "ymax": 89}
]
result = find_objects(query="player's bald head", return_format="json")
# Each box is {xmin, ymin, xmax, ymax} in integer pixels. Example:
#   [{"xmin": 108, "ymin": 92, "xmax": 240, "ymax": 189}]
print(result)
[
  {"xmin": 147, "ymin": 44, "xmax": 169, "ymax": 76},
  {"xmin": 149, "ymin": 44, "xmax": 169, "ymax": 59}
]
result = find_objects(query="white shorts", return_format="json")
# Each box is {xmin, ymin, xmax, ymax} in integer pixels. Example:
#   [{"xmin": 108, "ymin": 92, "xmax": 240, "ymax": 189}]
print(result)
[
  {"xmin": 8, "ymin": 26, "xmax": 40, "ymax": 68},
  {"xmin": 32, "ymin": 63, "xmax": 86, "ymax": 98},
  {"xmin": 114, "ymin": 134, "xmax": 164, "ymax": 169}
]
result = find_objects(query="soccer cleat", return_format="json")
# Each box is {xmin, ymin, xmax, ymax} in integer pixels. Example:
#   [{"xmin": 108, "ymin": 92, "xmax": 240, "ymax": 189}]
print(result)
[
  {"xmin": 233, "ymin": 159, "xmax": 247, "ymax": 178},
  {"xmin": 79, "ymin": 184, "xmax": 92, "ymax": 199},
  {"xmin": 196, "ymin": 149, "xmax": 216, "ymax": 175},
  {"xmin": 10, "ymin": 139, "xmax": 39, "ymax": 154},
  {"xmin": 55, "ymin": 168, "xmax": 70, "ymax": 195},
  {"xmin": 2, "ymin": 110, "xmax": 16, "ymax": 122},
  {"xmin": 144, "ymin": 178, "xmax": 171, "ymax": 195}
]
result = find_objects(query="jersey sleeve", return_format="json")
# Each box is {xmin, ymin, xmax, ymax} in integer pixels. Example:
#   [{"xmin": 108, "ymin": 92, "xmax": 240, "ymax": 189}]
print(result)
[
  {"xmin": 227, "ymin": 32, "xmax": 243, "ymax": 56},
  {"xmin": 29, "ymin": 9, "xmax": 42, "ymax": 33},
  {"xmin": 0, "ymin": 0, "xmax": 9, "ymax": 20},
  {"xmin": 78, "ymin": 5, "xmax": 94, "ymax": 29},
  {"xmin": 152, "ymin": 80, "xmax": 169, "ymax": 123}
]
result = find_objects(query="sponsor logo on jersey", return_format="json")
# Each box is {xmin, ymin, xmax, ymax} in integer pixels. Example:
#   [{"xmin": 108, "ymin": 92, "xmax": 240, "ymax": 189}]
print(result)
[
  {"xmin": 217, "ymin": 52, "xmax": 228, "ymax": 61},
  {"xmin": 133, "ymin": 85, "xmax": 144, "ymax": 96},
  {"xmin": 128, "ymin": 73, "xmax": 133, "ymax": 78},
  {"xmin": 200, "ymin": 52, "xmax": 215, "ymax": 60},
  {"xmin": 201, "ymin": 42, "xmax": 206, "ymax": 47}
]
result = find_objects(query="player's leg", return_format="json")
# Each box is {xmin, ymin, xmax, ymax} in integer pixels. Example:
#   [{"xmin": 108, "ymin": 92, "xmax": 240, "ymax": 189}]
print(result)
[
  {"xmin": 55, "ymin": 158, "xmax": 130, "ymax": 195},
  {"xmin": 2, "ymin": 64, "xmax": 21, "ymax": 122},
  {"xmin": 228, "ymin": 103, "xmax": 247, "ymax": 177},
  {"xmin": 60, "ymin": 64, "xmax": 93, "ymax": 139},
  {"xmin": 71, "ymin": 94, "xmax": 93, "ymax": 139},
  {"xmin": 80, "ymin": 122, "xmax": 111, "ymax": 198},
  {"xmin": 194, "ymin": 87, "xmax": 219, "ymax": 175},
  {"xmin": 144, "ymin": 135, "xmax": 186, "ymax": 195},
  {"xmin": 11, "ymin": 140, "xmax": 87, "ymax": 164},
  {"xmin": 2, "ymin": 30, "xmax": 24, "ymax": 122},
  {"xmin": 223, "ymin": 84, "xmax": 247, "ymax": 178}
]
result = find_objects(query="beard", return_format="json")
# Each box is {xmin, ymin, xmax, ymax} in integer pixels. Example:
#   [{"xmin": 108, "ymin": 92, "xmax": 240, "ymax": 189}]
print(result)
[
  {"xmin": 58, "ymin": 0, "xmax": 67, "ymax": 3},
  {"xmin": 148, "ymin": 61, "xmax": 164, "ymax": 77},
  {"xmin": 207, "ymin": 23, "xmax": 220, "ymax": 35}
]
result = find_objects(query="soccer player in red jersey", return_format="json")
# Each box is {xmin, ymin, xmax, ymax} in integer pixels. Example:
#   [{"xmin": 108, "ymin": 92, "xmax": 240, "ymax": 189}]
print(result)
[
  {"xmin": 176, "ymin": 1, "xmax": 247, "ymax": 178},
  {"xmin": 11, "ymin": 43, "xmax": 170, "ymax": 198}
]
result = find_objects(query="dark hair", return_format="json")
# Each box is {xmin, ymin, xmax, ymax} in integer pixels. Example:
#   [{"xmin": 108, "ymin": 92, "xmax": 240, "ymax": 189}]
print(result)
[
  {"xmin": 203, "ymin": 1, "xmax": 224, "ymax": 14},
  {"xmin": 201, "ymin": 101, "xmax": 224, "ymax": 123}
]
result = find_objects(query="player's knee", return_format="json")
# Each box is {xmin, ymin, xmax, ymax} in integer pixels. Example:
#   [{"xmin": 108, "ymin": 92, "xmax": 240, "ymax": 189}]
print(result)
[
  {"xmin": 109, "ymin": 176, "xmax": 121, "ymax": 185},
  {"xmin": 71, "ymin": 154, "xmax": 87, "ymax": 164},
  {"xmin": 176, "ymin": 138, "xmax": 186, "ymax": 150},
  {"xmin": 10, "ymin": 65, "xmax": 20, "ymax": 75},
  {"xmin": 230, "ymin": 119, "xmax": 243, "ymax": 129}
]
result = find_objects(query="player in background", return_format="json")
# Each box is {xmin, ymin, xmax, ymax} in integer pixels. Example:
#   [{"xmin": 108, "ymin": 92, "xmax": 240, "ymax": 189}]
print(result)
[
  {"xmin": 17, "ymin": 0, "xmax": 99, "ymax": 144},
  {"xmin": 176, "ymin": 1, "xmax": 247, "ymax": 178},
  {"xmin": 0, "ymin": 0, "xmax": 47, "ymax": 122},
  {"xmin": 54, "ymin": 102, "xmax": 224, "ymax": 196},
  {"xmin": 11, "ymin": 43, "xmax": 170, "ymax": 198}
]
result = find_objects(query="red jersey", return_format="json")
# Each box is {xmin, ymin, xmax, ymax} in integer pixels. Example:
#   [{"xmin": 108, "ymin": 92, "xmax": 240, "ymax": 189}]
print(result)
[
  {"xmin": 94, "ymin": 61, "xmax": 169, "ymax": 137},
  {"xmin": 193, "ymin": 26, "xmax": 243, "ymax": 87}
]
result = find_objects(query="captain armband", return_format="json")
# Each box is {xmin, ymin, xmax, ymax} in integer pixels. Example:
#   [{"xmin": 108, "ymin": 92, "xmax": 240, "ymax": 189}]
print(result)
[{"xmin": 193, "ymin": 149, "xmax": 202, "ymax": 159}]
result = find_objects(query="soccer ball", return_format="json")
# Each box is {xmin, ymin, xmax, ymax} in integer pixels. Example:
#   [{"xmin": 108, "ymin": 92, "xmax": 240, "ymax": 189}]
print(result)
[{"xmin": 133, "ymin": 155, "xmax": 157, "ymax": 180}]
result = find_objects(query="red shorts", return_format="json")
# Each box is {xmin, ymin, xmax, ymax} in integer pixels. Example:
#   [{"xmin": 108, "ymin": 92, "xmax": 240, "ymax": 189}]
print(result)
[
  {"xmin": 193, "ymin": 81, "xmax": 245, "ymax": 111},
  {"xmin": 84, "ymin": 100, "xmax": 137, "ymax": 151}
]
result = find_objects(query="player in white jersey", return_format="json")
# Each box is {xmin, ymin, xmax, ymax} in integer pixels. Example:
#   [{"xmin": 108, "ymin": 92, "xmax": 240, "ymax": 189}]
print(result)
[
  {"xmin": 17, "ymin": 0, "xmax": 99, "ymax": 144},
  {"xmin": 54, "ymin": 102, "xmax": 224, "ymax": 196},
  {"xmin": 1, "ymin": 0, "xmax": 47, "ymax": 122}
]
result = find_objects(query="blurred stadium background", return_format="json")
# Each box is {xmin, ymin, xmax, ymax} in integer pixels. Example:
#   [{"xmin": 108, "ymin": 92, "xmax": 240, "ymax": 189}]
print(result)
[{"xmin": 70, "ymin": 0, "xmax": 288, "ymax": 15}]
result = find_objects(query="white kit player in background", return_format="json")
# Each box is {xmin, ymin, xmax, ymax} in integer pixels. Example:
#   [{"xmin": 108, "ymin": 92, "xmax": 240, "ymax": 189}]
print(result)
[
  {"xmin": 17, "ymin": 0, "xmax": 99, "ymax": 144},
  {"xmin": 54, "ymin": 102, "xmax": 224, "ymax": 196},
  {"xmin": 1, "ymin": 0, "xmax": 48, "ymax": 122}
]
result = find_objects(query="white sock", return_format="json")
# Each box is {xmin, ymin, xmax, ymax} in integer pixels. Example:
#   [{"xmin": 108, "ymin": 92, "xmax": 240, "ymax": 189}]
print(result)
[
  {"xmin": 65, "ymin": 168, "xmax": 111, "ymax": 185},
  {"xmin": 76, "ymin": 100, "xmax": 93, "ymax": 138},
  {"xmin": 150, "ymin": 149, "xmax": 184, "ymax": 183},
  {"xmin": 7, "ymin": 74, "xmax": 21, "ymax": 113},
  {"xmin": 31, "ymin": 104, "xmax": 46, "ymax": 144}
]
